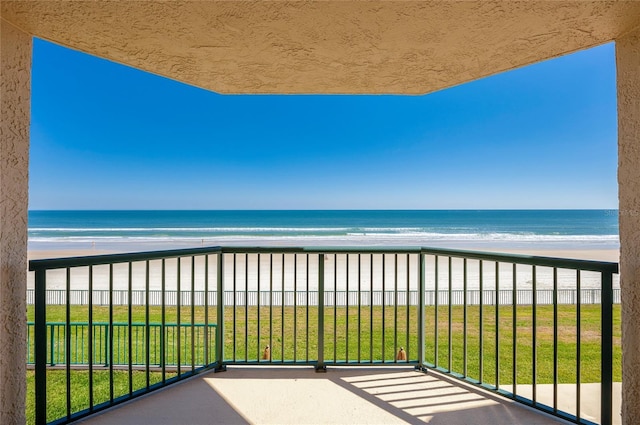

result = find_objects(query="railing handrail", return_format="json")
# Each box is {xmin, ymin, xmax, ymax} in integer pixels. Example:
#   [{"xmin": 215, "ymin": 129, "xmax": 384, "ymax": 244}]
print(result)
[
  {"xmin": 28, "ymin": 245, "xmax": 619, "ymax": 274},
  {"xmin": 28, "ymin": 246, "xmax": 224, "ymax": 271},
  {"xmin": 27, "ymin": 321, "xmax": 217, "ymax": 327},
  {"xmin": 421, "ymin": 247, "xmax": 619, "ymax": 274}
]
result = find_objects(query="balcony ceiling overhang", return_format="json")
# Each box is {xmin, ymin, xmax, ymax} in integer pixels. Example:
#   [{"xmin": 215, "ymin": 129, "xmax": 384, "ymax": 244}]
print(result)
[{"xmin": 2, "ymin": 1, "xmax": 640, "ymax": 94}]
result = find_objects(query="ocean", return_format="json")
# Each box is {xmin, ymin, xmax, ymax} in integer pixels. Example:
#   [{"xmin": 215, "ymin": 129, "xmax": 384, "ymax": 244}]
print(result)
[{"xmin": 28, "ymin": 210, "xmax": 619, "ymax": 252}]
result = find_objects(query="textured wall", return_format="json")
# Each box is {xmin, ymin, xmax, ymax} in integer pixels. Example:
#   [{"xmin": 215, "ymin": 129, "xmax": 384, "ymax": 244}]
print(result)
[
  {"xmin": 2, "ymin": 1, "xmax": 640, "ymax": 94},
  {"xmin": 0, "ymin": 18, "xmax": 30, "ymax": 425},
  {"xmin": 617, "ymin": 25, "xmax": 640, "ymax": 425}
]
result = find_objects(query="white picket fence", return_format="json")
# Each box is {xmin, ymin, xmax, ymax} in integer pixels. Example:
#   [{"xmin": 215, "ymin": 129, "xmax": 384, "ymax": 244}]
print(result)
[{"xmin": 27, "ymin": 288, "xmax": 621, "ymax": 307}]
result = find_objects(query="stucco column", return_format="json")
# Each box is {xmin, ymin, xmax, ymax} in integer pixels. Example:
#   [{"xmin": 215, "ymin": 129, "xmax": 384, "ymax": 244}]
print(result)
[
  {"xmin": 617, "ymin": 25, "xmax": 640, "ymax": 425},
  {"xmin": 0, "ymin": 18, "xmax": 31, "ymax": 425}
]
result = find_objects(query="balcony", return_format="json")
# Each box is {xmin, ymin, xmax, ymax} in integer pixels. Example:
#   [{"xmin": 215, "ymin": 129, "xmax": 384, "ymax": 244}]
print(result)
[{"xmin": 28, "ymin": 247, "xmax": 620, "ymax": 425}]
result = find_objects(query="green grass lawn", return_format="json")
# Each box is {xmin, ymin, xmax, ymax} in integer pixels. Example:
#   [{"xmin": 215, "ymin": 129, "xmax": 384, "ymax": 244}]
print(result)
[{"xmin": 26, "ymin": 303, "xmax": 621, "ymax": 424}]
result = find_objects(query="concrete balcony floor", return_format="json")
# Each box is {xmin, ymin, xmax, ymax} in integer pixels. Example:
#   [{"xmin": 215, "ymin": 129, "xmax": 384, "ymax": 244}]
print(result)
[{"xmin": 77, "ymin": 366, "xmax": 576, "ymax": 425}]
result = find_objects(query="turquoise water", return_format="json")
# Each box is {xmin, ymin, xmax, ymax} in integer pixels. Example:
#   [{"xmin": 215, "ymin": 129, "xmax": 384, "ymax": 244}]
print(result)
[{"xmin": 28, "ymin": 210, "xmax": 619, "ymax": 251}]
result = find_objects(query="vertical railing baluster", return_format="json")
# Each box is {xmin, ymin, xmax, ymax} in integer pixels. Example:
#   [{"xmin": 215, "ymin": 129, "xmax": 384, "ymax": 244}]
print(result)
[
  {"xmin": 81, "ymin": 324, "xmax": 84, "ymax": 368},
  {"xmin": 35, "ymin": 267, "xmax": 47, "ymax": 425},
  {"xmin": 204, "ymin": 255, "xmax": 209, "ymax": 366},
  {"xmin": 232, "ymin": 254, "xmax": 237, "ymax": 362},
  {"xmin": 170, "ymin": 324, "xmax": 174, "ymax": 368},
  {"xmin": 393, "ymin": 254, "xmax": 398, "ymax": 364},
  {"xmin": 161, "ymin": 259, "xmax": 166, "ymax": 382},
  {"xmin": 532, "ymin": 265, "xmax": 537, "ymax": 405},
  {"xmin": 435, "ymin": 255, "xmax": 439, "ymax": 368},
  {"xmin": 347, "ymin": 254, "xmax": 350, "ymax": 363},
  {"xmin": 418, "ymin": 251, "xmax": 425, "ymax": 368},
  {"xmin": 48, "ymin": 325, "xmax": 53, "ymax": 366},
  {"xmin": 479, "ymin": 260, "xmax": 483, "ymax": 383},
  {"xmin": 257, "ymin": 253, "xmax": 261, "ymax": 362},
  {"xmin": 268, "ymin": 253, "xmax": 274, "ymax": 362},
  {"xmin": 66, "ymin": 268, "xmax": 71, "ymax": 418},
  {"xmin": 294, "ymin": 254, "xmax": 297, "ymax": 362},
  {"xmin": 281, "ymin": 254, "xmax": 285, "ymax": 363},
  {"xmin": 96, "ymin": 325, "xmax": 101, "ymax": 367},
  {"xmin": 135, "ymin": 323, "xmax": 139, "ymax": 366},
  {"xmin": 146, "ymin": 261, "xmax": 150, "ymax": 387},
  {"xmin": 177, "ymin": 258, "xmax": 182, "ymax": 375},
  {"xmin": 448, "ymin": 257, "xmax": 453, "ymax": 371},
  {"xmin": 463, "ymin": 258, "xmax": 468, "ymax": 377},
  {"xmin": 576, "ymin": 269, "xmax": 582, "ymax": 422},
  {"xmin": 317, "ymin": 253, "xmax": 325, "ymax": 371},
  {"xmin": 104, "ymin": 323, "xmax": 108, "ymax": 366},
  {"xmin": 358, "ymin": 254, "xmax": 362, "ymax": 363},
  {"xmin": 269, "ymin": 254, "xmax": 273, "ymax": 362},
  {"xmin": 128, "ymin": 262, "xmax": 133, "ymax": 395},
  {"xmin": 245, "ymin": 254, "xmax": 249, "ymax": 363},
  {"xmin": 495, "ymin": 262, "xmax": 500, "ymax": 389},
  {"xmin": 116, "ymin": 325, "xmax": 121, "ymax": 368},
  {"xmin": 88, "ymin": 265, "xmax": 94, "ymax": 410},
  {"xmin": 108, "ymin": 266, "xmax": 114, "ymax": 395},
  {"xmin": 152, "ymin": 324, "xmax": 157, "ymax": 367},
  {"xmin": 512, "ymin": 263, "xmax": 517, "ymax": 397},
  {"xmin": 553, "ymin": 267, "xmax": 558, "ymax": 413},
  {"xmin": 191, "ymin": 256, "xmax": 195, "ymax": 371},
  {"xmin": 382, "ymin": 254, "xmax": 386, "ymax": 362},
  {"xmin": 51, "ymin": 324, "xmax": 59, "ymax": 366},
  {"xmin": 306, "ymin": 254, "xmax": 309, "ymax": 363},
  {"xmin": 182, "ymin": 324, "xmax": 186, "ymax": 369},
  {"xmin": 72, "ymin": 324, "xmax": 76, "ymax": 365},
  {"xmin": 216, "ymin": 252, "xmax": 224, "ymax": 369},
  {"xmin": 58, "ymin": 325, "xmax": 63, "ymax": 365},
  {"xmin": 406, "ymin": 254, "xmax": 410, "ymax": 362},
  {"xmin": 370, "ymin": 254, "xmax": 373, "ymax": 364},
  {"xmin": 334, "ymin": 254, "xmax": 337, "ymax": 362},
  {"xmin": 601, "ymin": 270, "xmax": 614, "ymax": 425}
]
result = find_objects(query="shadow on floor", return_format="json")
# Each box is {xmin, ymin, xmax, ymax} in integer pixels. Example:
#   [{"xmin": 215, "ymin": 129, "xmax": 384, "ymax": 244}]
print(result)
[{"xmin": 79, "ymin": 366, "xmax": 569, "ymax": 425}]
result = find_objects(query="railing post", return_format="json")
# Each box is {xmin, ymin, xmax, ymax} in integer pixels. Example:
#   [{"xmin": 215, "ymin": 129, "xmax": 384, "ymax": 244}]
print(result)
[
  {"xmin": 160, "ymin": 260, "xmax": 165, "ymax": 379},
  {"xmin": 316, "ymin": 253, "xmax": 326, "ymax": 372},
  {"xmin": 417, "ymin": 251, "xmax": 426, "ymax": 371},
  {"xmin": 215, "ymin": 251, "xmax": 226, "ymax": 371},
  {"xmin": 204, "ymin": 255, "xmax": 209, "ymax": 366},
  {"xmin": 601, "ymin": 270, "xmax": 614, "ymax": 425},
  {"xmin": 35, "ymin": 268, "xmax": 47, "ymax": 425}
]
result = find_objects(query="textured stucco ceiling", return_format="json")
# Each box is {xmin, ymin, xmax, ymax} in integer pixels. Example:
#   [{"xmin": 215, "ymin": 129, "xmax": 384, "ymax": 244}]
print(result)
[{"xmin": 2, "ymin": 1, "xmax": 640, "ymax": 94}]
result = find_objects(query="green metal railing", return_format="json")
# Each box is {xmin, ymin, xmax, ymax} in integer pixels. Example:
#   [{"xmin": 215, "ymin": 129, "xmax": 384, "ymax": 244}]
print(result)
[
  {"xmin": 418, "ymin": 248, "xmax": 618, "ymax": 425},
  {"xmin": 30, "ymin": 247, "xmax": 222, "ymax": 425},
  {"xmin": 29, "ymin": 246, "xmax": 619, "ymax": 425},
  {"xmin": 27, "ymin": 322, "xmax": 216, "ymax": 367}
]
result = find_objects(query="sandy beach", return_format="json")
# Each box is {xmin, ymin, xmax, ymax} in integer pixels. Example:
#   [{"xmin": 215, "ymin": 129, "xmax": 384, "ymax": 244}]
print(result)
[
  {"xmin": 28, "ymin": 246, "xmax": 620, "ymax": 263},
  {"xmin": 28, "ymin": 245, "xmax": 620, "ymax": 293}
]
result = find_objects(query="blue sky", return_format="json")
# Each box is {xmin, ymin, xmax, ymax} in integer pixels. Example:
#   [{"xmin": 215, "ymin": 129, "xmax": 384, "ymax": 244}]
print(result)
[{"xmin": 29, "ymin": 39, "xmax": 618, "ymax": 210}]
